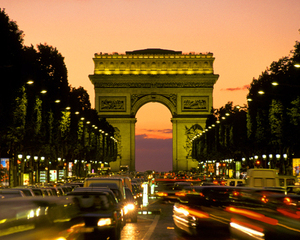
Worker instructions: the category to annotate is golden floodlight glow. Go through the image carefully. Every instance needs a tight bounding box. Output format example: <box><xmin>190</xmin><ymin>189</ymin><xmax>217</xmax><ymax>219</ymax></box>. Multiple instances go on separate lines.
<box><xmin>27</xmin><ymin>80</ymin><xmax>34</xmax><ymax>84</ymax></box>
<box><xmin>258</xmin><ymin>90</ymin><xmax>264</xmax><ymax>95</ymax></box>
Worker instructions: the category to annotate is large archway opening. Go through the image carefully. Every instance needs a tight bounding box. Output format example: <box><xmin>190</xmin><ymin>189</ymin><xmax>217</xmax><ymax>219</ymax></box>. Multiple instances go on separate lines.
<box><xmin>135</xmin><ymin>102</ymin><xmax>172</xmax><ymax>173</ymax></box>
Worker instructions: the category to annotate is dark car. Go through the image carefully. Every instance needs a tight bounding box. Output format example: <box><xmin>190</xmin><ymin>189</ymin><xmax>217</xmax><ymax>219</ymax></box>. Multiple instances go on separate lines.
<box><xmin>132</xmin><ymin>183</ymin><xmax>143</xmax><ymax>205</ymax></box>
<box><xmin>173</xmin><ymin>186</ymin><xmax>300</xmax><ymax>240</ymax></box>
<box><xmin>28</xmin><ymin>187</ymin><xmax>44</xmax><ymax>197</ymax></box>
<box><xmin>12</xmin><ymin>187</ymin><xmax>35</xmax><ymax>196</ymax></box>
<box><xmin>0</xmin><ymin>189</ymin><xmax>26</xmax><ymax>198</ymax></box>
<box><xmin>0</xmin><ymin>196</ymin><xmax>76</xmax><ymax>239</ymax></box>
<box><xmin>66</xmin><ymin>189</ymin><xmax>123</xmax><ymax>240</ymax></box>
<box><xmin>155</xmin><ymin>181</ymin><xmax>193</xmax><ymax>202</ymax></box>
<box><xmin>71</xmin><ymin>186</ymin><xmax>126</xmax><ymax>227</ymax></box>
<box><xmin>124</xmin><ymin>187</ymin><xmax>138</xmax><ymax>223</ymax></box>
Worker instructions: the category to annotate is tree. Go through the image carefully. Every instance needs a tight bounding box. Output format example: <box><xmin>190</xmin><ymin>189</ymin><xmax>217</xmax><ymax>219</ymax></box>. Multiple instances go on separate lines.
<box><xmin>0</xmin><ymin>9</ymin><xmax>26</xmax><ymax>157</ymax></box>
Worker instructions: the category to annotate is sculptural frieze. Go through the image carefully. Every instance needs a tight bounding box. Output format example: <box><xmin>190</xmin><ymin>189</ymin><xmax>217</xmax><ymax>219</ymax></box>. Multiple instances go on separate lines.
<box><xmin>182</xmin><ymin>96</ymin><xmax>209</xmax><ymax>112</ymax></box>
<box><xmin>99</xmin><ymin>96</ymin><xmax>126</xmax><ymax>112</ymax></box>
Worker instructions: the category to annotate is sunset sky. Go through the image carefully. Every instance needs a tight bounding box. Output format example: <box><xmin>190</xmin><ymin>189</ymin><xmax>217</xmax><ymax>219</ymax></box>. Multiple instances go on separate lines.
<box><xmin>2</xmin><ymin>0</ymin><xmax>300</xmax><ymax>172</ymax></box>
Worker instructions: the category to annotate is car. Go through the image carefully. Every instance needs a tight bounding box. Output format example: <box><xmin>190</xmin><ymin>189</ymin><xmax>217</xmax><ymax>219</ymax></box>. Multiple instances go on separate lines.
<box><xmin>0</xmin><ymin>189</ymin><xmax>26</xmax><ymax>198</ymax></box>
<box><xmin>0</xmin><ymin>196</ymin><xmax>76</xmax><ymax>238</ymax></box>
<box><xmin>71</xmin><ymin>187</ymin><xmax>126</xmax><ymax>227</ymax></box>
<box><xmin>131</xmin><ymin>183</ymin><xmax>143</xmax><ymax>205</ymax></box>
<box><xmin>285</xmin><ymin>185</ymin><xmax>300</xmax><ymax>195</ymax></box>
<box><xmin>224</xmin><ymin>178</ymin><xmax>245</xmax><ymax>187</ymax></box>
<box><xmin>124</xmin><ymin>187</ymin><xmax>138</xmax><ymax>223</ymax></box>
<box><xmin>66</xmin><ymin>189</ymin><xmax>123</xmax><ymax>240</ymax></box>
<box><xmin>27</xmin><ymin>187</ymin><xmax>44</xmax><ymax>197</ymax></box>
<box><xmin>12</xmin><ymin>187</ymin><xmax>35</xmax><ymax>196</ymax></box>
<box><xmin>155</xmin><ymin>181</ymin><xmax>193</xmax><ymax>202</ymax></box>
<box><xmin>173</xmin><ymin>186</ymin><xmax>300</xmax><ymax>239</ymax></box>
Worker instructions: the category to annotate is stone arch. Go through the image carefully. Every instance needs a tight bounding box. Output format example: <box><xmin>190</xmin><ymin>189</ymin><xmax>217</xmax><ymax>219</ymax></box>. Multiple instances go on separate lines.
<box><xmin>131</xmin><ymin>94</ymin><xmax>177</xmax><ymax>117</ymax></box>
<box><xmin>89</xmin><ymin>48</ymin><xmax>219</xmax><ymax>172</ymax></box>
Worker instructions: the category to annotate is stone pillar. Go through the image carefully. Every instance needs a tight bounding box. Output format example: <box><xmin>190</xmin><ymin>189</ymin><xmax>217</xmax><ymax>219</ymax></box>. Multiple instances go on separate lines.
<box><xmin>172</xmin><ymin>117</ymin><xmax>206</xmax><ymax>171</ymax></box>
<box><xmin>107</xmin><ymin>118</ymin><xmax>136</xmax><ymax>172</ymax></box>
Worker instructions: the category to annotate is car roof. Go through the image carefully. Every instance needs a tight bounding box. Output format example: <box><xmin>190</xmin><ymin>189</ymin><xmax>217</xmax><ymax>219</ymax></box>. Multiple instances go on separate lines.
<box><xmin>88</xmin><ymin>182</ymin><xmax>119</xmax><ymax>188</ymax></box>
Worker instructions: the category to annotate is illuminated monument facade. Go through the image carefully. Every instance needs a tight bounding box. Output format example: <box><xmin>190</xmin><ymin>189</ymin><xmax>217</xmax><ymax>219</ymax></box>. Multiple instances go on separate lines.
<box><xmin>89</xmin><ymin>48</ymin><xmax>219</xmax><ymax>172</ymax></box>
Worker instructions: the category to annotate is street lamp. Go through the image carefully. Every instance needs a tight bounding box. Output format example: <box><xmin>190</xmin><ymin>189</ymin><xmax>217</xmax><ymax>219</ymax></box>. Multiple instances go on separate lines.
<box><xmin>258</xmin><ymin>90</ymin><xmax>265</xmax><ymax>95</ymax></box>
<box><xmin>27</xmin><ymin>80</ymin><xmax>34</xmax><ymax>85</ymax></box>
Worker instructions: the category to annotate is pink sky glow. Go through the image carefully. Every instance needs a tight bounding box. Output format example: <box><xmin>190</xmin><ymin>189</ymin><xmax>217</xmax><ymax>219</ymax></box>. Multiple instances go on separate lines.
<box><xmin>2</xmin><ymin>0</ymin><xmax>300</xmax><ymax>171</ymax></box>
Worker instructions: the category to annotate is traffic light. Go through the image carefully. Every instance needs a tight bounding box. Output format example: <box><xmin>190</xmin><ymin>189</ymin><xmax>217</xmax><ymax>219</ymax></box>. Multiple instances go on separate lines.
<box><xmin>255</xmin><ymin>160</ymin><xmax>261</xmax><ymax>167</ymax></box>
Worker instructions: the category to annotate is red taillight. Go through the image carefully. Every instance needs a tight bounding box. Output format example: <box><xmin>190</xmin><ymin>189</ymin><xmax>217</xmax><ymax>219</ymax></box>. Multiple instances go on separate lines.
<box><xmin>175</xmin><ymin>192</ymin><xmax>186</xmax><ymax>197</ymax></box>
<box><xmin>283</xmin><ymin>197</ymin><xmax>291</xmax><ymax>204</ymax></box>
<box><xmin>233</xmin><ymin>191</ymin><xmax>240</xmax><ymax>197</ymax></box>
<box><xmin>261</xmin><ymin>195</ymin><xmax>268</xmax><ymax>203</ymax></box>
<box><xmin>156</xmin><ymin>192</ymin><xmax>168</xmax><ymax>197</ymax></box>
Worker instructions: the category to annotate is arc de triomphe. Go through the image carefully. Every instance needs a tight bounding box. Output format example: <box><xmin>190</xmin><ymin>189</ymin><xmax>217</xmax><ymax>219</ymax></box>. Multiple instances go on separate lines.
<box><xmin>89</xmin><ymin>48</ymin><xmax>219</xmax><ymax>172</ymax></box>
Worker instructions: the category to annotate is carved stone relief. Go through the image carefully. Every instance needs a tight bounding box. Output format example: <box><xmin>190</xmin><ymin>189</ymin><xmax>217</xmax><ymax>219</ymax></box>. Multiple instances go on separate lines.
<box><xmin>182</xmin><ymin>96</ymin><xmax>209</xmax><ymax>112</ymax></box>
<box><xmin>99</xmin><ymin>96</ymin><xmax>126</xmax><ymax>112</ymax></box>
<box><xmin>184</xmin><ymin>124</ymin><xmax>204</xmax><ymax>158</ymax></box>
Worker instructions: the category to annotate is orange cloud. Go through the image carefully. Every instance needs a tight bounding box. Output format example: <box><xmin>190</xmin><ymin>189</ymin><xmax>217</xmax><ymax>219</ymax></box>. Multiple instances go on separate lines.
<box><xmin>136</xmin><ymin>128</ymin><xmax>172</xmax><ymax>139</ymax></box>
<box><xmin>221</xmin><ymin>84</ymin><xmax>250</xmax><ymax>91</ymax></box>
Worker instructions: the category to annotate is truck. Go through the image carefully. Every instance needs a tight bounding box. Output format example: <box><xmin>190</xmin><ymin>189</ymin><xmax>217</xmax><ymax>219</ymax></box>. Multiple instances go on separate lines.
<box><xmin>83</xmin><ymin>177</ymin><xmax>127</xmax><ymax>200</ymax></box>
<box><xmin>245</xmin><ymin>168</ymin><xmax>296</xmax><ymax>189</ymax></box>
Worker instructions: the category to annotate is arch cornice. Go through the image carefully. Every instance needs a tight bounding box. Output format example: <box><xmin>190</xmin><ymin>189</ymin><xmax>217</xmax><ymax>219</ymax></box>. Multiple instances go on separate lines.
<box><xmin>131</xmin><ymin>94</ymin><xmax>177</xmax><ymax>116</ymax></box>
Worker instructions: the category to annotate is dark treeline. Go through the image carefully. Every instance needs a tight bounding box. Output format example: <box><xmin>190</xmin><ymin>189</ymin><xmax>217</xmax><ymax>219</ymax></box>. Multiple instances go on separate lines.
<box><xmin>192</xmin><ymin>40</ymin><xmax>300</xmax><ymax>175</ymax></box>
<box><xmin>0</xmin><ymin>9</ymin><xmax>117</xmax><ymax>185</ymax></box>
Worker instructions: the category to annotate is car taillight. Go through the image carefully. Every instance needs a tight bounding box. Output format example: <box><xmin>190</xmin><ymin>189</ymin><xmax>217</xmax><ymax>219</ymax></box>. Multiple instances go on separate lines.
<box><xmin>283</xmin><ymin>197</ymin><xmax>291</xmax><ymax>204</ymax></box>
<box><xmin>261</xmin><ymin>195</ymin><xmax>268</xmax><ymax>203</ymax></box>
<box><xmin>233</xmin><ymin>191</ymin><xmax>240</xmax><ymax>197</ymax></box>
<box><xmin>175</xmin><ymin>192</ymin><xmax>186</xmax><ymax>197</ymax></box>
<box><xmin>156</xmin><ymin>192</ymin><xmax>168</xmax><ymax>197</ymax></box>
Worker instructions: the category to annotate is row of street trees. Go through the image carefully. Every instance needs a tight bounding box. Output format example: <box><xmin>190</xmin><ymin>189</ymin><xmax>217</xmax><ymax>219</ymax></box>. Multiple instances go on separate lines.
<box><xmin>192</xmin><ymin>40</ymin><xmax>300</xmax><ymax>175</ymax></box>
<box><xmin>0</xmin><ymin>9</ymin><xmax>117</xmax><ymax>186</ymax></box>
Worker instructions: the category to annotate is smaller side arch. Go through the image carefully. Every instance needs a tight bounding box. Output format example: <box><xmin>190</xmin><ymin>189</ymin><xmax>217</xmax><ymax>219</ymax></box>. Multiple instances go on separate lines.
<box><xmin>131</xmin><ymin>94</ymin><xmax>177</xmax><ymax>117</ymax></box>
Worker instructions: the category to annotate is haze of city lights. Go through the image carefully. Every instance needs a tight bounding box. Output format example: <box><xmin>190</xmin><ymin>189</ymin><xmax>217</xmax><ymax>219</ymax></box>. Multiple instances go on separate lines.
<box><xmin>2</xmin><ymin>0</ymin><xmax>300</xmax><ymax>171</ymax></box>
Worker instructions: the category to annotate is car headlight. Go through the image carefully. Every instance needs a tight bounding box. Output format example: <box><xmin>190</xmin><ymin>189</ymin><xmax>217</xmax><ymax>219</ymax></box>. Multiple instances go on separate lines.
<box><xmin>126</xmin><ymin>203</ymin><xmax>135</xmax><ymax>211</ymax></box>
<box><xmin>97</xmin><ymin>218</ymin><xmax>112</xmax><ymax>226</ymax></box>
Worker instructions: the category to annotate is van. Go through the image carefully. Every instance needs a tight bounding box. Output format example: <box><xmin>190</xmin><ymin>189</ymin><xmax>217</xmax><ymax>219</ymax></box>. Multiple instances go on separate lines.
<box><xmin>84</xmin><ymin>177</ymin><xmax>126</xmax><ymax>200</ymax></box>
<box><xmin>245</xmin><ymin>168</ymin><xmax>296</xmax><ymax>189</ymax></box>
<box><xmin>113</xmin><ymin>175</ymin><xmax>132</xmax><ymax>192</ymax></box>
